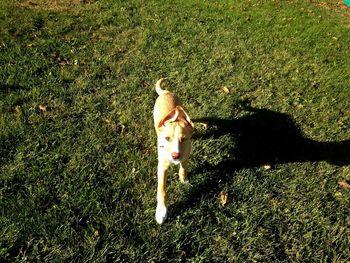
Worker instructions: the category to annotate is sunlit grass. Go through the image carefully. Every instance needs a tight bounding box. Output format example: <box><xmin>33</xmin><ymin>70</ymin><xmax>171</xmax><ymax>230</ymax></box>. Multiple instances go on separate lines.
<box><xmin>1</xmin><ymin>0</ymin><xmax>349</xmax><ymax>261</ymax></box>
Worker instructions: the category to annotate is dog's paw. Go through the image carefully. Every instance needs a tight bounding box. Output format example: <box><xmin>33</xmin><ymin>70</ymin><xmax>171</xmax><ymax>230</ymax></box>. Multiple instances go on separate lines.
<box><xmin>179</xmin><ymin>168</ymin><xmax>188</xmax><ymax>184</ymax></box>
<box><xmin>180</xmin><ymin>178</ymin><xmax>189</xmax><ymax>184</ymax></box>
<box><xmin>155</xmin><ymin>205</ymin><xmax>167</xmax><ymax>224</ymax></box>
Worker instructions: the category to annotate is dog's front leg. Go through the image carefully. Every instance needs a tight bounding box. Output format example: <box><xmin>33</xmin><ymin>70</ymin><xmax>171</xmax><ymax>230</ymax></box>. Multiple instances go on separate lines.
<box><xmin>156</xmin><ymin>160</ymin><xmax>170</xmax><ymax>224</ymax></box>
<box><xmin>179</xmin><ymin>160</ymin><xmax>189</xmax><ymax>184</ymax></box>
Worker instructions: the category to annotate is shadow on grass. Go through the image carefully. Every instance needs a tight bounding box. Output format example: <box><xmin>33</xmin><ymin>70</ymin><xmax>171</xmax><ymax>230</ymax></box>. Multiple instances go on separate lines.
<box><xmin>0</xmin><ymin>84</ymin><xmax>27</xmax><ymax>93</ymax></box>
<box><xmin>171</xmin><ymin>106</ymin><xmax>350</xmax><ymax>217</ymax></box>
<box><xmin>195</xmin><ymin>106</ymin><xmax>350</xmax><ymax>167</ymax></box>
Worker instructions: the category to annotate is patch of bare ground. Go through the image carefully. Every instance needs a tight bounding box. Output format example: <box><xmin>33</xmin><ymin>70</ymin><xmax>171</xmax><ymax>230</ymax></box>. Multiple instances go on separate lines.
<box><xmin>309</xmin><ymin>0</ymin><xmax>350</xmax><ymax>27</ymax></box>
<box><xmin>19</xmin><ymin>0</ymin><xmax>97</xmax><ymax>13</ymax></box>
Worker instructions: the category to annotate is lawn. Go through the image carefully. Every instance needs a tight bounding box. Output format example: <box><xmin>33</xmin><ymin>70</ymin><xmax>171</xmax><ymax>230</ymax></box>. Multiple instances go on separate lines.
<box><xmin>1</xmin><ymin>0</ymin><xmax>350</xmax><ymax>262</ymax></box>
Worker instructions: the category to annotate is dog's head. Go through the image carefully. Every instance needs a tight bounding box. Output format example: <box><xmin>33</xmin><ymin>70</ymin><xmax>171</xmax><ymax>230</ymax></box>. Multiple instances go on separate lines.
<box><xmin>157</xmin><ymin>106</ymin><xmax>194</xmax><ymax>164</ymax></box>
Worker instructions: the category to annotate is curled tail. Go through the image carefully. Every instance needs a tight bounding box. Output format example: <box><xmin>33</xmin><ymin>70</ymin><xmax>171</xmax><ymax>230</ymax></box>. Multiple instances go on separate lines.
<box><xmin>155</xmin><ymin>78</ymin><xmax>168</xmax><ymax>95</ymax></box>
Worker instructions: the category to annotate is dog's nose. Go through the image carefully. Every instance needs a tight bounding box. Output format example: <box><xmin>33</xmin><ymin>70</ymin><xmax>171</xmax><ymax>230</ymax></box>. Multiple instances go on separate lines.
<box><xmin>171</xmin><ymin>152</ymin><xmax>180</xmax><ymax>160</ymax></box>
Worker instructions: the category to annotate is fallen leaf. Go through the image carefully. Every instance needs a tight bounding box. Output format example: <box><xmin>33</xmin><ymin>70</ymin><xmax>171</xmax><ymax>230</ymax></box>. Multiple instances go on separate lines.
<box><xmin>334</xmin><ymin>192</ymin><xmax>342</xmax><ymax>198</ymax></box>
<box><xmin>38</xmin><ymin>104</ymin><xmax>51</xmax><ymax>113</ymax></box>
<box><xmin>338</xmin><ymin>180</ymin><xmax>350</xmax><ymax>190</ymax></box>
<box><xmin>38</xmin><ymin>104</ymin><xmax>48</xmax><ymax>112</ymax></box>
<box><xmin>219</xmin><ymin>191</ymin><xmax>228</xmax><ymax>207</ymax></box>
<box><xmin>27</xmin><ymin>0</ymin><xmax>38</xmax><ymax>6</ymax></box>
<box><xmin>222</xmin><ymin>86</ymin><xmax>230</xmax><ymax>93</ymax></box>
<box><xmin>222</xmin><ymin>86</ymin><xmax>230</xmax><ymax>94</ymax></box>
<box><xmin>196</xmin><ymin>122</ymin><xmax>208</xmax><ymax>130</ymax></box>
<box><xmin>337</xmin><ymin>120</ymin><xmax>344</xmax><ymax>126</ymax></box>
<box><xmin>58</xmin><ymin>58</ymin><xmax>70</xmax><ymax>65</ymax></box>
<box><xmin>261</xmin><ymin>163</ymin><xmax>272</xmax><ymax>170</ymax></box>
<box><xmin>15</xmin><ymin>106</ymin><xmax>22</xmax><ymax>114</ymax></box>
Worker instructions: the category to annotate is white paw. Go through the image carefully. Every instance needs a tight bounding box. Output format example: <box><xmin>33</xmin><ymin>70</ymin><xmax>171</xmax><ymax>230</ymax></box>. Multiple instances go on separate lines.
<box><xmin>180</xmin><ymin>178</ymin><xmax>189</xmax><ymax>184</ymax></box>
<box><xmin>155</xmin><ymin>205</ymin><xmax>167</xmax><ymax>224</ymax></box>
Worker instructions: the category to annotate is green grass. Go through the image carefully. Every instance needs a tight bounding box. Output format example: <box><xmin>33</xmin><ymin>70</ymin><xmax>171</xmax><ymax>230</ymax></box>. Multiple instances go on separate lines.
<box><xmin>1</xmin><ymin>0</ymin><xmax>350</xmax><ymax>261</ymax></box>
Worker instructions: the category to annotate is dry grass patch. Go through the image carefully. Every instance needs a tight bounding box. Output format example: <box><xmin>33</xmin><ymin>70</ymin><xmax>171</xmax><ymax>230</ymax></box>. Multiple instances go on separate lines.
<box><xmin>19</xmin><ymin>0</ymin><xmax>97</xmax><ymax>13</ymax></box>
<box><xmin>310</xmin><ymin>0</ymin><xmax>350</xmax><ymax>27</ymax></box>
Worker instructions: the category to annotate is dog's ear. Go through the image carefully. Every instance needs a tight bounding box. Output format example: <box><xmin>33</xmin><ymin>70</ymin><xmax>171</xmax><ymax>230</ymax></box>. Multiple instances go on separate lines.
<box><xmin>158</xmin><ymin>106</ymin><xmax>194</xmax><ymax>129</ymax></box>
<box><xmin>158</xmin><ymin>108</ymin><xmax>180</xmax><ymax>128</ymax></box>
<box><xmin>176</xmin><ymin>106</ymin><xmax>194</xmax><ymax>129</ymax></box>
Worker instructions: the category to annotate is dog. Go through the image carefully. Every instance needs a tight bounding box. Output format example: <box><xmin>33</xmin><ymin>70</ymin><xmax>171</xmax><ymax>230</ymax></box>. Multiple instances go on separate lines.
<box><xmin>153</xmin><ymin>78</ymin><xmax>194</xmax><ymax>224</ymax></box>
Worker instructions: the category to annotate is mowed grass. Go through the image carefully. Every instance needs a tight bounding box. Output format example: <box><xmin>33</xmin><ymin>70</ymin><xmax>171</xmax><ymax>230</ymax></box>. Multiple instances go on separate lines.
<box><xmin>1</xmin><ymin>0</ymin><xmax>350</xmax><ymax>261</ymax></box>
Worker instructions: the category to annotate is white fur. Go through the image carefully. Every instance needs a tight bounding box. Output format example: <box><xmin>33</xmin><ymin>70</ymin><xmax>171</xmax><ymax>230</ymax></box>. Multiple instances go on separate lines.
<box><xmin>155</xmin><ymin>204</ymin><xmax>167</xmax><ymax>224</ymax></box>
<box><xmin>153</xmin><ymin>79</ymin><xmax>193</xmax><ymax>224</ymax></box>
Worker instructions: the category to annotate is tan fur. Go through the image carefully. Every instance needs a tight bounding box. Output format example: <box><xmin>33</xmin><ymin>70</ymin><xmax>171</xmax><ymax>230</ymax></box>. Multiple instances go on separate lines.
<box><xmin>153</xmin><ymin>78</ymin><xmax>194</xmax><ymax>224</ymax></box>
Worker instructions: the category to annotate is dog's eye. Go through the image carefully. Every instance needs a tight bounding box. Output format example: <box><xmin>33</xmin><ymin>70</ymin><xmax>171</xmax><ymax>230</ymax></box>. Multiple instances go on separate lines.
<box><xmin>165</xmin><ymin>136</ymin><xmax>170</xmax><ymax>141</ymax></box>
<box><xmin>180</xmin><ymin>137</ymin><xmax>187</xmax><ymax>143</ymax></box>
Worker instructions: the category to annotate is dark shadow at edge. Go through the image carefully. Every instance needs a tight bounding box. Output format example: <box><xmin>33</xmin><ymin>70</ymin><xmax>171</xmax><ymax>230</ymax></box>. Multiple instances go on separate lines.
<box><xmin>170</xmin><ymin>106</ymin><xmax>350</xmax><ymax>218</ymax></box>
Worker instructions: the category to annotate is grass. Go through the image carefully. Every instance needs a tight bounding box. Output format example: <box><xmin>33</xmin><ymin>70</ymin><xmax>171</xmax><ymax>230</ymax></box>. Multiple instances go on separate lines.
<box><xmin>1</xmin><ymin>0</ymin><xmax>350</xmax><ymax>261</ymax></box>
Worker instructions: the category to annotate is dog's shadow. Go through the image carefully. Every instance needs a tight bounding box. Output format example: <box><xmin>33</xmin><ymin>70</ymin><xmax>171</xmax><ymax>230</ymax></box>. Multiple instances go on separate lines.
<box><xmin>171</xmin><ymin>106</ymin><xmax>350</xmax><ymax>217</ymax></box>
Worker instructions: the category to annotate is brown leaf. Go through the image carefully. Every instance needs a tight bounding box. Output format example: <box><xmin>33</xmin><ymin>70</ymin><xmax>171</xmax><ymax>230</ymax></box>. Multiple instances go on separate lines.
<box><xmin>38</xmin><ymin>104</ymin><xmax>48</xmax><ymax>112</ymax></box>
<box><xmin>338</xmin><ymin>180</ymin><xmax>350</xmax><ymax>190</ymax></box>
<box><xmin>27</xmin><ymin>0</ymin><xmax>38</xmax><ymax>6</ymax></box>
<box><xmin>219</xmin><ymin>191</ymin><xmax>228</xmax><ymax>207</ymax></box>
<box><xmin>221</xmin><ymin>86</ymin><xmax>230</xmax><ymax>94</ymax></box>
<box><xmin>15</xmin><ymin>106</ymin><xmax>22</xmax><ymax>114</ymax></box>
<box><xmin>38</xmin><ymin>104</ymin><xmax>51</xmax><ymax>113</ymax></box>
<box><xmin>261</xmin><ymin>163</ymin><xmax>272</xmax><ymax>170</ymax></box>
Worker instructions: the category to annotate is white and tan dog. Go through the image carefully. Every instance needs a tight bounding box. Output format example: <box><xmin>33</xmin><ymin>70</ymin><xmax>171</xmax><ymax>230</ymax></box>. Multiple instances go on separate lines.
<box><xmin>153</xmin><ymin>78</ymin><xmax>194</xmax><ymax>224</ymax></box>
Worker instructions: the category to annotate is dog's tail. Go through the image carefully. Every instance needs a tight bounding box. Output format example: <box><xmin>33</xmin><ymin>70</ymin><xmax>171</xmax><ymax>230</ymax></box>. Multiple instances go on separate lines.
<box><xmin>155</xmin><ymin>78</ymin><xmax>168</xmax><ymax>95</ymax></box>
